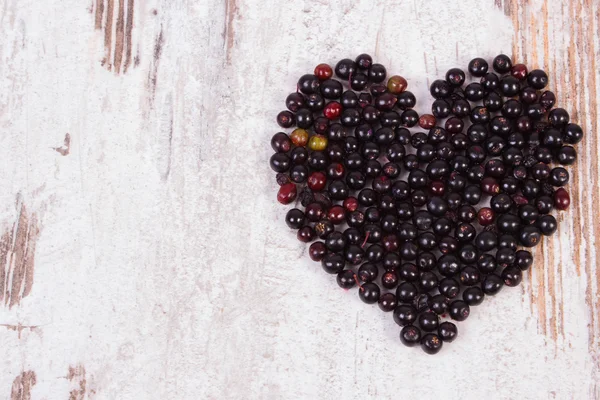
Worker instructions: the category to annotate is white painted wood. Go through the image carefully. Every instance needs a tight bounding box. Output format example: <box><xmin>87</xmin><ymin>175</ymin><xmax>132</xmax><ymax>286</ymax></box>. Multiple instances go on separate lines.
<box><xmin>0</xmin><ymin>0</ymin><xmax>598</xmax><ymax>399</ymax></box>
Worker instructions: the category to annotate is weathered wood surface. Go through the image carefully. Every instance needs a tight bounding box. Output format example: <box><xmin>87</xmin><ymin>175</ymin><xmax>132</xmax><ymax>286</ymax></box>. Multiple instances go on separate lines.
<box><xmin>0</xmin><ymin>0</ymin><xmax>598</xmax><ymax>398</ymax></box>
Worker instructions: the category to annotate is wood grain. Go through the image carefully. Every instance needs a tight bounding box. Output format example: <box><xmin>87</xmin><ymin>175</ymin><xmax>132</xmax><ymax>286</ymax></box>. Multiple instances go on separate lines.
<box><xmin>498</xmin><ymin>0</ymin><xmax>600</xmax><ymax>368</ymax></box>
<box><xmin>0</xmin><ymin>0</ymin><xmax>598</xmax><ymax>398</ymax></box>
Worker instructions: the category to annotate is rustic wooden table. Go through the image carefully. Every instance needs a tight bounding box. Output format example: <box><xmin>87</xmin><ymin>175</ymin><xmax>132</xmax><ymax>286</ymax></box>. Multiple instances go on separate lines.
<box><xmin>0</xmin><ymin>0</ymin><xmax>598</xmax><ymax>399</ymax></box>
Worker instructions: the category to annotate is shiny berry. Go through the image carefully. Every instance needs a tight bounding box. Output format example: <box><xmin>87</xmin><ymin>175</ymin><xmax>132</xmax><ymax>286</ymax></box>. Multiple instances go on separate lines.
<box><xmin>418</xmin><ymin>311</ymin><xmax>440</xmax><ymax>332</ymax></box>
<box><xmin>298</xmin><ymin>74</ymin><xmax>320</xmax><ymax>95</ymax></box>
<box><xmin>502</xmin><ymin>266</ymin><xmax>523</xmax><ymax>287</ymax></box>
<box><xmin>324</xmin><ymin>101</ymin><xmax>342</xmax><ymax>120</ymax></box>
<box><xmin>277</xmin><ymin>182</ymin><xmax>297</xmax><ymax>204</ymax></box>
<box><xmin>321</xmin><ymin>253</ymin><xmax>345</xmax><ymax>274</ymax></box>
<box><xmin>421</xmin><ymin>333</ymin><xmax>443</xmax><ymax>354</ymax></box>
<box><xmin>290</xmin><ymin>128</ymin><xmax>309</xmax><ymax>147</ymax></box>
<box><xmin>482</xmin><ymin>274</ymin><xmax>504</xmax><ymax>295</ymax></box>
<box><xmin>400</xmin><ymin>325</ymin><xmax>422</xmax><ymax>347</ymax></box>
<box><xmin>493</xmin><ymin>54</ymin><xmax>512</xmax><ymax>73</ymax></box>
<box><xmin>511</xmin><ymin>63</ymin><xmax>528</xmax><ymax>80</ymax></box>
<box><xmin>388</xmin><ymin>75</ymin><xmax>408</xmax><ymax>94</ymax></box>
<box><xmin>463</xmin><ymin>286</ymin><xmax>485</xmax><ymax>306</ymax></box>
<box><xmin>307</xmin><ymin>172</ymin><xmax>327</xmax><ymax>191</ymax></box>
<box><xmin>449</xmin><ymin>300</ymin><xmax>470</xmax><ymax>321</ymax></box>
<box><xmin>308</xmin><ymin>241</ymin><xmax>326</xmax><ymax>262</ymax></box>
<box><xmin>528</xmin><ymin>69</ymin><xmax>549</xmax><ymax>89</ymax></box>
<box><xmin>359</xmin><ymin>282</ymin><xmax>380</xmax><ymax>304</ymax></box>
<box><xmin>468</xmin><ymin>57</ymin><xmax>488</xmax><ymax>77</ymax></box>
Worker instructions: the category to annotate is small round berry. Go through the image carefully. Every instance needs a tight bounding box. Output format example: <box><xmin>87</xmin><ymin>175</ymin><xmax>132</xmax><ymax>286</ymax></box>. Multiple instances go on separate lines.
<box><xmin>528</xmin><ymin>69</ymin><xmax>549</xmax><ymax>89</ymax></box>
<box><xmin>537</xmin><ymin>214</ymin><xmax>558</xmax><ymax>236</ymax></box>
<box><xmin>515</xmin><ymin>250</ymin><xmax>533</xmax><ymax>271</ymax></box>
<box><xmin>359</xmin><ymin>282</ymin><xmax>381</xmax><ymax>304</ymax></box>
<box><xmin>314</xmin><ymin>63</ymin><xmax>333</xmax><ymax>81</ymax></box>
<box><xmin>324</xmin><ymin>101</ymin><xmax>342</xmax><ymax>120</ymax></box>
<box><xmin>500</xmin><ymin>75</ymin><xmax>520</xmax><ymax>96</ymax></box>
<box><xmin>308</xmin><ymin>134</ymin><xmax>328</xmax><ymax>151</ymax></box>
<box><xmin>418</xmin><ymin>114</ymin><xmax>436</xmax><ymax>129</ymax></box>
<box><xmin>290</xmin><ymin>128</ymin><xmax>309</xmax><ymax>147</ymax></box>
<box><xmin>387</xmin><ymin>75</ymin><xmax>408</xmax><ymax>94</ymax></box>
<box><xmin>539</xmin><ymin>90</ymin><xmax>556</xmax><ymax>110</ymax></box>
<box><xmin>307</xmin><ymin>172</ymin><xmax>327</xmax><ymax>191</ymax></box>
<box><xmin>482</xmin><ymin>274</ymin><xmax>504</xmax><ymax>295</ymax></box>
<box><xmin>564</xmin><ymin>123</ymin><xmax>584</xmax><ymax>144</ymax></box>
<box><xmin>438</xmin><ymin>321</ymin><xmax>458</xmax><ymax>342</ymax></box>
<box><xmin>468</xmin><ymin>57</ymin><xmax>489</xmax><ymax>77</ymax></box>
<box><xmin>357</xmin><ymin>262</ymin><xmax>378</xmax><ymax>283</ymax></box>
<box><xmin>400</xmin><ymin>325</ymin><xmax>422</xmax><ymax>347</ymax></box>
<box><xmin>355</xmin><ymin>53</ymin><xmax>373</xmax><ymax>69</ymax></box>
<box><xmin>277</xmin><ymin>182</ymin><xmax>297</xmax><ymax>204</ymax></box>
<box><xmin>336</xmin><ymin>270</ymin><xmax>356</xmax><ymax>289</ymax></box>
<box><xmin>421</xmin><ymin>333</ymin><xmax>443</xmax><ymax>355</ymax></box>
<box><xmin>271</xmin><ymin>132</ymin><xmax>292</xmax><ymax>153</ymax></box>
<box><xmin>382</xmin><ymin>270</ymin><xmax>399</xmax><ymax>289</ymax></box>
<box><xmin>308</xmin><ymin>241</ymin><xmax>326</xmax><ymax>262</ymax></box>
<box><xmin>463</xmin><ymin>286</ymin><xmax>485</xmax><ymax>306</ymax></box>
<box><xmin>501</xmin><ymin>266</ymin><xmax>523</xmax><ymax>287</ymax></box>
<box><xmin>378</xmin><ymin>293</ymin><xmax>397</xmax><ymax>312</ymax></box>
<box><xmin>297</xmin><ymin>226</ymin><xmax>315</xmax><ymax>242</ymax></box>
<box><xmin>439</xmin><ymin>277</ymin><xmax>460</xmax><ymax>299</ymax></box>
<box><xmin>286</xmin><ymin>92</ymin><xmax>306</xmax><ymax>112</ymax></box>
<box><xmin>548</xmin><ymin>167</ymin><xmax>569</xmax><ymax>187</ymax></box>
<box><xmin>350</xmin><ymin>73</ymin><xmax>369</xmax><ymax>91</ymax></box>
<box><xmin>393</xmin><ymin>304</ymin><xmax>418</xmax><ymax>326</ymax></box>
<box><xmin>298</xmin><ymin>74</ymin><xmax>321</xmax><ymax>95</ymax></box>
<box><xmin>285</xmin><ymin>208</ymin><xmax>305</xmax><ymax>230</ymax></box>
<box><xmin>368</xmin><ymin>63</ymin><xmax>387</xmax><ymax>83</ymax></box>
<box><xmin>430</xmin><ymin>79</ymin><xmax>452</xmax><ymax>99</ymax></box>
<box><xmin>557</xmin><ymin>146</ymin><xmax>577</xmax><ymax>165</ymax></box>
<box><xmin>446</xmin><ymin>68</ymin><xmax>466</xmax><ymax>86</ymax></box>
<box><xmin>465</xmin><ymin>82</ymin><xmax>485</xmax><ymax>101</ymax></box>
<box><xmin>492</xmin><ymin>54</ymin><xmax>512</xmax><ymax>73</ymax></box>
<box><xmin>449</xmin><ymin>300</ymin><xmax>470</xmax><ymax>321</ymax></box>
<box><xmin>418</xmin><ymin>311</ymin><xmax>440</xmax><ymax>332</ymax></box>
<box><xmin>511</xmin><ymin>63</ymin><xmax>528</xmax><ymax>80</ymax></box>
<box><xmin>277</xmin><ymin>110</ymin><xmax>295</xmax><ymax>128</ymax></box>
<box><xmin>519</xmin><ymin>226</ymin><xmax>542</xmax><ymax>247</ymax></box>
<box><xmin>334</xmin><ymin>59</ymin><xmax>357</xmax><ymax>80</ymax></box>
<box><xmin>321</xmin><ymin>253</ymin><xmax>345</xmax><ymax>274</ymax></box>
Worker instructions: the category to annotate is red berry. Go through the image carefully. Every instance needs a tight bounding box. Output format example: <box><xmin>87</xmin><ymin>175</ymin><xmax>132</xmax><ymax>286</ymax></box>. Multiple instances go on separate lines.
<box><xmin>314</xmin><ymin>63</ymin><xmax>333</xmax><ymax>81</ymax></box>
<box><xmin>554</xmin><ymin>188</ymin><xmax>570</xmax><ymax>210</ymax></box>
<box><xmin>297</xmin><ymin>226</ymin><xmax>315</xmax><ymax>242</ymax></box>
<box><xmin>327</xmin><ymin>205</ymin><xmax>345</xmax><ymax>224</ymax></box>
<box><xmin>430</xmin><ymin>180</ymin><xmax>446</xmax><ymax>196</ymax></box>
<box><xmin>305</xmin><ymin>203</ymin><xmax>325</xmax><ymax>222</ymax></box>
<box><xmin>511</xmin><ymin>63</ymin><xmax>528</xmax><ymax>80</ymax></box>
<box><xmin>418</xmin><ymin>114</ymin><xmax>436</xmax><ymax>129</ymax></box>
<box><xmin>477</xmin><ymin>207</ymin><xmax>495</xmax><ymax>226</ymax></box>
<box><xmin>307</xmin><ymin>172</ymin><xmax>327</xmax><ymax>191</ymax></box>
<box><xmin>343</xmin><ymin>197</ymin><xmax>358</xmax><ymax>212</ymax></box>
<box><xmin>324</xmin><ymin>101</ymin><xmax>342</xmax><ymax>120</ymax></box>
<box><xmin>309</xmin><ymin>242</ymin><xmax>327</xmax><ymax>261</ymax></box>
<box><xmin>277</xmin><ymin>182</ymin><xmax>297</xmax><ymax>204</ymax></box>
<box><xmin>481</xmin><ymin>177</ymin><xmax>499</xmax><ymax>194</ymax></box>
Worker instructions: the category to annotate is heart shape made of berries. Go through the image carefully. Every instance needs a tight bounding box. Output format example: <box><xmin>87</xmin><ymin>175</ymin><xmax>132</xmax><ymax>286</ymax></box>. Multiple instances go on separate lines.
<box><xmin>270</xmin><ymin>54</ymin><xmax>579</xmax><ymax>355</ymax></box>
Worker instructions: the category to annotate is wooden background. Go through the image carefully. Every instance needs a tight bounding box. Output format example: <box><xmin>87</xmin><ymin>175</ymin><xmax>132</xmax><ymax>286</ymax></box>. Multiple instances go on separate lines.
<box><xmin>0</xmin><ymin>0</ymin><xmax>598</xmax><ymax>399</ymax></box>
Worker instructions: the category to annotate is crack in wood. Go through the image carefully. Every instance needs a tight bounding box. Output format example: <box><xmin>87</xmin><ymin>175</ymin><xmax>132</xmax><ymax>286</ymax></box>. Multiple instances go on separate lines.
<box><xmin>10</xmin><ymin>371</ymin><xmax>36</xmax><ymax>400</ymax></box>
<box><xmin>0</xmin><ymin>200</ymin><xmax>40</xmax><ymax>309</ymax></box>
<box><xmin>95</xmin><ymin>0</ymin><xmax>136</xmax><ymax>74</ymax></box>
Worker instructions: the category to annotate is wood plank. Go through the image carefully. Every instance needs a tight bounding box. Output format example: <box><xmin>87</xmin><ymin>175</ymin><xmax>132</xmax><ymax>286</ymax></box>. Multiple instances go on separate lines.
<box><xmin>0</xmin><ymin>0</ymin><xmax>598</xmax><ymax>398</ymax></box>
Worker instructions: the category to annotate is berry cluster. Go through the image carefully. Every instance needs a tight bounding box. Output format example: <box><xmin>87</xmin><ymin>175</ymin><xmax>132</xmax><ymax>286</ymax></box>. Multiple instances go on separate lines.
<box><xmin>270</xmin><ymin>53</ymin><xmax>581</xmax><ymax>354</ymax></box>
